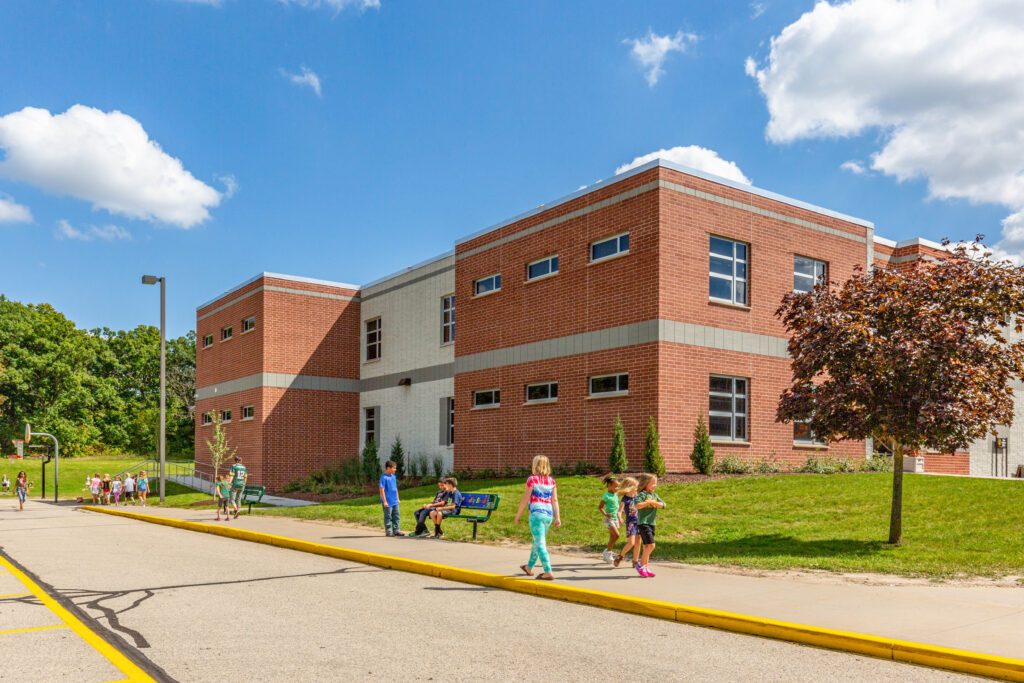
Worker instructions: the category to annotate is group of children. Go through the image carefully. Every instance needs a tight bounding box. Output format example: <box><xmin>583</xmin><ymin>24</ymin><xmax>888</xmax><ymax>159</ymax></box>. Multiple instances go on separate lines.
<box><xmin>378</xmin><ymin>459</ymin><xmax>464</xmax><ymax>538</ymax></box>
<box><xmin>599</xmin><ymin>472</ymin><xmax>666</xmax><ymax>578</ymax></box>
<box><xmin>86</xmin><ymin>471</ymin><xmax>148</xmax><ymax>506</ymax></box>
<box><xmin>212</xmin><ymin>455</ymin><xmax>248</xmax><ymax>521</ymax></box>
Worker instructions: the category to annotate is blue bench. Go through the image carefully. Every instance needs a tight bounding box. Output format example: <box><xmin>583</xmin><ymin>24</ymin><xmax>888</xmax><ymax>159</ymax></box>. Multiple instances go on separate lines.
<box><xmin>447</xmin><ymin>492</ymin><xmax>500</xmax><ymax>540</ymax></box>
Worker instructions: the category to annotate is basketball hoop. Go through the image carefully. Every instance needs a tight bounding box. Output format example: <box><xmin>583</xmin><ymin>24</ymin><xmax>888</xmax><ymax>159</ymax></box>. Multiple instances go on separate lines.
<box><xmin>11</xmin><ymin>439</ymin><xmax>24</xmax><ymax>458</ymax></box>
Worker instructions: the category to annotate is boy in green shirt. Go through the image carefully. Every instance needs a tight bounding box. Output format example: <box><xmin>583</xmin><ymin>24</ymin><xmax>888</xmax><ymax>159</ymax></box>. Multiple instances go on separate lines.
<box><xmin>634</xmin><ymin>473</ymin><xmax>666</xmax><ymax>578</ymax></box>
<box><xmin>215</xmin><ymin>474</ymin><xmax>231</xmax><ymax>521</ymax></box>
<box><xmin>228</xmin><ymin>455</ymin><xmax>248</xmax><ymax>519</ymax></box>
<box><xmin>598</xmin><ymin>474</ymin><xmax>622</xmax><ymax>562</ymax></box>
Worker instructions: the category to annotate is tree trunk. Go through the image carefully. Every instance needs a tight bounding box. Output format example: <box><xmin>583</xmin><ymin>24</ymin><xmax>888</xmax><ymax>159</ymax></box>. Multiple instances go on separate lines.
<box><xmin>888</xmin><ymin>445</ymin><xmax>904</xmax><ymax>545</ymax></box>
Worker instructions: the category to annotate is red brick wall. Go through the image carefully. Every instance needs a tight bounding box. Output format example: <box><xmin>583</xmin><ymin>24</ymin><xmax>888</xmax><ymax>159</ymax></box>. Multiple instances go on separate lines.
<box><xmin>195</xmin><ymin>387</ymin><xmax>263</xmax><ymax>481</ymax></box>
<box><xmin>196</xmin><ymin>282</ymin><xmax>265</xmax><ymax>387</ymax></box>
<box><xmin>921</xmin><ymin>451</ymin><xmax>970</xmax><ymax>475</ymax></box>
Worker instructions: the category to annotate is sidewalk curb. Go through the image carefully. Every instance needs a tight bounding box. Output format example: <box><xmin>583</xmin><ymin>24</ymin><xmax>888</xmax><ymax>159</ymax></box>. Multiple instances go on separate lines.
<box><xmin>83</xmin><ymin>506</ymin><xmax>1024</xmax><ymax>681</ymax></box>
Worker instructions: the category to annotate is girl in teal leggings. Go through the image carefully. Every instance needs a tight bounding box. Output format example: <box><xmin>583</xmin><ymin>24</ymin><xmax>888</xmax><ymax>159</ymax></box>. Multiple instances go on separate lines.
<box><xmin>514</xmin><ymin>455</ymin><xmax>561</xmax><ymax>580</ymax></box>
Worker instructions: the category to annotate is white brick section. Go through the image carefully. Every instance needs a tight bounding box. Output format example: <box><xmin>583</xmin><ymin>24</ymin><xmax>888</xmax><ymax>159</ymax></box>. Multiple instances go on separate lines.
<box><xmin>360</xmin><ymin>379</ymin><xmax>455</xmax><ymax>474</ymax></box>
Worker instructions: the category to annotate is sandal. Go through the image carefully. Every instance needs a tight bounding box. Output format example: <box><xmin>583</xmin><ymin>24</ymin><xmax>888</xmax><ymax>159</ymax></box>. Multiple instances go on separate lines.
<box><xmin>520</xmin><ymin>564</ymin><xmax>533</xmax><ymax>576</ymax></box>
<box><xmin>613</xmin><ymin>555</ymin><xmax>622</xmax><ymax>567</ymax></box>
<box><xmin>536</xmin><ymin>572</ymin><xmax>554</xmax><ymax>580</ymax></box>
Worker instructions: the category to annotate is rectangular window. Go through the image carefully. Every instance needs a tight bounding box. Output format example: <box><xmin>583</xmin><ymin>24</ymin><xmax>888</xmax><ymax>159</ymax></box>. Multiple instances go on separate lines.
<box><xmin>441</xmin><ymin>295</ymin><xmax>455</xmax><ymax>344</ymax></box>
<box><xmin>242</xmin><ymin>316</ymin><xmax>256</xmax><ymax>333</ymax></box>
<box><xmin>794</xmin><ymin>256</ymin><xmax>827</xmax><ymax>294</ymax></box>
<box><xmin>474</xmin><ymin>274</ymin><xmax>501</xmax><ymax>296</ymax></box>
<box><xmin>202</xmin><ymin>412</ymin><xmax>212</xmax><ymax>426</ymax></box>
<box><xmin>203</xmin><ymin>334</ymin><xmax>213</xmax><ymax>348</ymax></box>
<box><xmin>709</xmin><ymin>375</ymin><xmax>747</xmax><ymax>441</ymax></box>
<box><xmin>473</xmin><ymin>389</ymin><xmax>500</xmax><ymax>408</ymax></box>
<box><xmin>366</xmin><ymin>318</ymin><xmax>381</xmax><ymax>361</ymax></box>
<box><xmin>527</xmin><ymin>255</ymin><xmax>559</xmax><ymax>281</ymax></box>
<box><xmin>241</xmin><ymin>405</ymin><xmax>255</xmax><ymax>421</ymax></box>
<box><xmin>590</xmin><ymin>232</ymin><xmax>629</xmax><ymax>262</ymax></box>
<box><xmin>793</xmin><ymin>420</ymin><xmax>825</xmax><ymax>445</ymax></box>
<box><xmin>709</xmin><ymin>236</ymin><xmax>748</xmax><ymax>306</ymax></box>
<box><xmin>447</xmin><ymin>397</ymin><xmax>455</xmax><ymax>445</ymax></box>
<box><xmin>221</xmin><ymin>409</ymin><xmax>232</xmax><ymax>423</ymax></box>
<box><xmin>221</xmin><ymin>325</ymin><xmax>233</xmax><ymax>341</ymax></box>
<box><xmin>589</xmin><ymin>373</ymin><xmax>628</xmax><ymax>396</ymax></box>
<box><xmin>365</xmin><ymin>407</ymin><xmax>377</xmax><ymax>446</ymax></box>
<box><xmin>525</xmin><ymin>382</ymin><xmax>558</xmax><ymax>403</ymax></box>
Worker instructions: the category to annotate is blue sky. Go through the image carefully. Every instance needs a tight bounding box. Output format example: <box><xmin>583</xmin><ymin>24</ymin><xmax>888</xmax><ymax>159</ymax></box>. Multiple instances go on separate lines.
<box><xmin>1</xmin><ymin>0</ymin><xmax>1020</xmax><ymax>336</ymax></box>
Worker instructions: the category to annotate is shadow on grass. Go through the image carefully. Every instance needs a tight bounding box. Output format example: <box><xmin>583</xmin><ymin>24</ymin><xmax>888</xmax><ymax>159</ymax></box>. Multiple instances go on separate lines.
<box><xmin>593</xmin><ymin>535</ymin><xmax>890</xmax><ymax>562</ymax></box>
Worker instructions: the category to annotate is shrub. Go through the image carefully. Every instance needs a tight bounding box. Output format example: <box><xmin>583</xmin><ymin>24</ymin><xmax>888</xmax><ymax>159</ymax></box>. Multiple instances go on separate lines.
<box><xmin>861</xmin><ymin>455</ymin><xmax>894</xmax><ymax>472</ymax></box>
<box><xmin>713</xmin><ymin>454</ymin><xmax>751</xmax><ymax>474</ymax></box>
<box><xmin>797</xmin><ymin>456</ymin><xmax>853</xmax><ymax>474</ymax></box>
<box><xmin>503</xmin><ymin>465</ymin><xmax>516</xmax><ymax>479</ymax></box>
<box><xmin>410</xmin><ymin>457</ymin><xmax>423</xmax><ymax>479</ymax></box>
<box><xmin>480</xmin><ymin>468</ymin><xmax>497</xmax><ymax>480</ymax></box>
<box><xmin>754</xmin><ymin>453</ymin><xmax>783</xmax><ymax>474</ymax></box>
<box><xmin>690</xmin><ymin>416</ymin><xmax>715</xmax><ymax>475</ymax></box>
<box><xmin>390</xmin><ymin>436</ymin><xmax>406</xmax><ymax>478</ymax></box>
<box><xmin>835</xmin><ymin>458</ymin><xmax>856</xmax><ymax>473</ymax></box>
<box><xmin>642</xmin><ymin>416</ymin><xmax>666</xmax><ymax>477</ymax></box>
<box><xmin>609</xmin><ymin>416</ymin><xmax>628</xmax><ymax>473</ymax></box>
<box><xmin>361</xmin><ymin>439</ymin><xmax>381</xmax><ymax>482</ymax></box>
<box><xmin>432</xmin><ymin>456</ymin><xmax>444</xmax><ymax>479</ymax></box>
<box><xmin>573</xmin><ymin>460</ymin><xmax>598</xmax><ymax>476</ymax></box>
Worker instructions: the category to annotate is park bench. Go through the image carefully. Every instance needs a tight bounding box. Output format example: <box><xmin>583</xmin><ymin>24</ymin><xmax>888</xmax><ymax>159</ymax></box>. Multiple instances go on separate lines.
<box><xmin>447</xmin><ymin>492</ymin><xmax>500</xmax><ymax>539</ymax></box>
<box><xmin>242</xmin><ymin>484</ymin><xmax>266</xmax><ymax>513</ymax></box>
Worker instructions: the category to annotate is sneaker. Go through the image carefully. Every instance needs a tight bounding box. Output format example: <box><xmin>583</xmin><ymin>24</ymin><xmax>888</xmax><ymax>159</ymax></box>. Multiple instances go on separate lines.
<box><xmin>385</xmin><ymin>532</ymin><xmax>393</xmax><ymax>537</ymax></box>
<box><xmin>602</xmin><ymin>550</ymin><xmax>614</xmax><ymax>563</ymax></box>
<box><xmin>635</xmin><ymin>564</ymin><xmax>647</xmax><ymax>577</ymax></box>
<box><xmin>434</xmin><ymin>530</ymin><xmax>444</xmax><ymax>538</ymax></box>
<box><xmin>393</xmin><ymin>531</ymin><xmax>406</xmax><ymax>537</ymax></box>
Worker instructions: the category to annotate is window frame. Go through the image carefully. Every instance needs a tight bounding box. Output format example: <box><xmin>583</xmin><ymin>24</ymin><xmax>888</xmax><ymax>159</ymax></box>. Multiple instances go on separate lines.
<box><xmin>201</xmin><ymin>411</ymin><xmax>213</xmax><ymax>426</ymax></box>
<box><xmin>525</xmin><ymin>381</ymin><xmax>559</xmax><ymax>403</ymax></box>
<box><xmin>472</xmin><ymin>388</ymin><xmax>501</xmax><ymax>409</ymax></box>
<box><xmin>709</xmin><ymin>236</ymin><xmax>749</xmax><ymax>306</ymax></box>
<box><xmin>447</xmin><ymin>397</ymin><xmax>455</xmax><ymax>445</ymax></box>
<box><xmin>441</xmin><ymin>294</ymin><xmax>455</xmax><ymax>345</ymax></box>
<box><xmin>588</xmin><ymin>373</ymin><xmax>629</xmax><ymax>397</ymax></box>
<box><xmin>242</xmin><ymin>316</ymin><xmax>256</xmax><ymax>333</ymax></box>
<box><xmin>590</xmin><ymin>232</ymin><xmax>630</xmax><ymax>263</ymax></box>
<box><xmin>473</xmin><ymin>273</ymin><xmax>501</xmax><ymax>297</ymax></box>
<box><xmin>202</xmin><ymin>334</ymin><xmax>213</xmax><ymax>348</ymax></box>
<box><xmin>708</xmin><ymin>375</ymin><xmax>748</xmax><ymax>442</ymax></box>
<box><xmin>526</xmin><ymin>255</ymin><xmax>559</xmax><ymax>282</ymax></box>
<box><xmin>793</xmin><ymin>255</ymin><xmax>827</xmax><ymax>295</ymax></box>
<box><xmin>365</xmin><ymin>317</ymin><xmax>381</xmax><ymax>362</ymax></box>
<box><xmin>221</xmin><ymin>409</ymin><xmax>232</xmax><ymax>423</ymax></box>
<box><xmin>364</xmin><ymin>406</ymin><xmax>377</xmax><ymax>446</ymax></box>
<box><xmin>241</xmin><ymin>405</ymin><xmax>255</xmax><ymax>421</ymax></box>
<box><xmin>793</xmin><ymin>419</ymin><xmax>826</xmax><ymax>446</ymax></box>
<box><xmin>221</xmin><ymin>325</ymin><xmax>233</xmax><ymax>341</ymax></box>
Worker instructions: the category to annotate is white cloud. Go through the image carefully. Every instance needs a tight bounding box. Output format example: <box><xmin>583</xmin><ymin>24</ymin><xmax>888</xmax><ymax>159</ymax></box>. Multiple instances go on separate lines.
<box><xmin>275</xmin><ymin>0</ymin><xmax>380</xmax><ymax>11</ymax></box>
<box><xmin>55</xmin><ymin>219</ymin><xmax>131</xmax><ymax>242</ymax></box>
<box><xmin>746</xmin><ymin>0</ymin><xmax>1024</xmax><ymax>258</ymax></box>
<box><xmin>750</xmin><ymin>2</ymin><xmax>767</xmax><ymax>19</ymax></box>
<box><xmin>0</xmin><ymin>106</ymin><xmax>222</xmax><ymax>228</ymax></box>
<box><xmin>0</xmin><ymin>194</ymin><xmax>32</xmax><ymax>223</ymax></box>
<box><xmin>217</xmin><ymin>174</ymin><xmax>239</xmax><ymax>199</ymax></box>
<box><xmin>624</xmin><ymin>30</ymin><xmax>697</xmax><ymax>87</ymax></box>
<box><xmin>840</xmin><ymin>160</ymin><xmax>868</xmax><ymax>175</ymax></box>
<box><xmin>616</xmin><ymin>145</ymin><xmax>751</xmax><ymax>185</ymax></box>
<box><xmin>279</xmin><ymin>66</ymin><xmax>322</xmax><ymax>97</ymax></box>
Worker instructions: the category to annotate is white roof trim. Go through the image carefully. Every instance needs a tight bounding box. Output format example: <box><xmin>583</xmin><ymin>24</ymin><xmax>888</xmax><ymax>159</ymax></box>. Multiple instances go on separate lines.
<box><xmin>455</xmin><ymin>158</ymin><xmax>874</xmax><ymax>247</ymax></box>
<box><xmin>873</xmin><ymin>236</ymin><xmax>948</xmax><ymax>250</ymax></box>
<box><xmin>360</xmin><ymin>249</ymin><xmax>455</xmax><ymax>290</ymax></box>
<box><xmin>196</xmin><ymin>272</ymin><xmax>360</xmax><ymax>311</ymax></box>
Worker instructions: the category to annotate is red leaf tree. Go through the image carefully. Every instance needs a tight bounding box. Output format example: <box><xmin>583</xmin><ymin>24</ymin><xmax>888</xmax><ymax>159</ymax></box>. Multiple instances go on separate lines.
<box><xmin>776</xmin><ymin>240</ymin><xmax>1024</xmax><ymax>545</ymax></box>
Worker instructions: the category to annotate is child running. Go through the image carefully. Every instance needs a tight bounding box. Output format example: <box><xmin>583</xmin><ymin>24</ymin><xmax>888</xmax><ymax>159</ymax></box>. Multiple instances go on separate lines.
<box><xmin>137</xmin><ymin>471</ymin><xmax>149</xmax><ymax>506</ymax></box>
<box><xmin>633</xmin><ymin>473</ymin><xmax>666</xmax><ymax>578</ymax></box>
<box><xmin>599</xmin><ymin>474</ymin><xmax>622</xmax><ymax>563</ymax></box>
<box><xmin>613</xmin><ymin>477</ymin><xmax>640</xmax><ymax>569</ymax></box>
<box><xmin>112</xmin><ymin>476</ymin><xmax>122</xmax><ymax>506</ymax></box>
<box><xmin>514</xmin><ymin>455</ymin><xmax>560</xmax><ymax>580</ymax></box>
<box><xmin>215</xmin><ymin>474</ymin><xmax>231</xmax><ymax>521</ymax></box>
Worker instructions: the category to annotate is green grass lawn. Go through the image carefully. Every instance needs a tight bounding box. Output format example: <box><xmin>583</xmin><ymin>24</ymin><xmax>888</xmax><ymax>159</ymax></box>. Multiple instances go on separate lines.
<box><xmin>258</xmin><ymin>473</ymin><xmax>1024</xmax><ymax>578</ymax></box>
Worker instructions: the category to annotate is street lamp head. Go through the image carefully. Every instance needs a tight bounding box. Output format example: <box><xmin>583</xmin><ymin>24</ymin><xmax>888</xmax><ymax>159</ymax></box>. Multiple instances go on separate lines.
<box><xmin>141</xmin><ymin>275</ymin><xmax>160</xmax><ymax>285</ymax></box>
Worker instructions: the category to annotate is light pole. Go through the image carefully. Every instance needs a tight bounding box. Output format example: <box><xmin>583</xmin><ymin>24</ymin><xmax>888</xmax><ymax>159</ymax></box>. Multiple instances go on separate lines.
<box><xmin>142</xmin><ymin>274</ymin><xmax>166</xmax><ymax>503</ymax></box>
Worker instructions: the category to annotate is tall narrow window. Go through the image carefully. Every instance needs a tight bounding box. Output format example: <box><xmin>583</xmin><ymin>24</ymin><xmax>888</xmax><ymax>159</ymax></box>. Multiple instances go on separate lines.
<box><xmin>441</xmin><ymin>295</ymin><xmax>455</xmax><ymax>344</ymax></box>
<box><xmin>447</xmin><ymin>397</ymin><xmax>455</xmax><ymax>445</ymax></box>
<box><xmin>366</xmin><ymin>318</ymin><xmax>381</xmax><ymax>361</ymax></box>
<box><xmin>793</xmin><ymin>256</ymin><xmax>827</xmax><ymax>294</ymax></box>
<box><xmin>365</xmin><ymin>407</ymin><xmax>377</xmax><ymax>446</ymax></box>
<box><xmin>709</xmin><ymin>376</ymin><xmax>748</xmax><ymax>441</ymax></box>
<box><xmin>709</xmin><ymin>236</ymin><xmax>748</xmax><ymax>306</ymax></box>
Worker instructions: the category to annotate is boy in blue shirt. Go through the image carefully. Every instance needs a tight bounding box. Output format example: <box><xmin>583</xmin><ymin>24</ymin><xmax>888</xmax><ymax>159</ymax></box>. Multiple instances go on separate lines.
<box><xmin>428</xmin><ymin>478</ymin><xmax>462</xmax><ymax>539</ymax></box>
<box><xmin>379</xmin><ymin>460</ymin><xmax>404</xmax><ymax>536</ymax></box>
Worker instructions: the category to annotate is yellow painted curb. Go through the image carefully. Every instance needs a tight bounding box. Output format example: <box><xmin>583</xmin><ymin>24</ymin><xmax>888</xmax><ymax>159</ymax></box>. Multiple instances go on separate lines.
<box><xmin>83</xmin><ymin>506</ymin><xmax>1024</xmax><ymax>681</ymax></box>
<box><xmin>0</xmin><ymin>553</ymin><xmax>156</xmax><ymax>682</ymax></box>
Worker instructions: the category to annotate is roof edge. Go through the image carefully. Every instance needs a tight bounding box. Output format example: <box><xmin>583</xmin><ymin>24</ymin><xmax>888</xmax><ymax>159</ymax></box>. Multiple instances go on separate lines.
<box><xmin>361</xmin><ymin>249</ymin><xmax>456</xmax><ymax>291</ymax></box>
<box><xmin>196</xmin><ymin>272</ymin><xmax>361</xmax><ymax>312</ymax></box>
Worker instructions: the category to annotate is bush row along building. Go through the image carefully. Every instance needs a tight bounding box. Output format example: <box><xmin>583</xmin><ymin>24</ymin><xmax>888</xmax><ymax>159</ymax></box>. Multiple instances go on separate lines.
<box><xmin>194</xmin><ymin>159</ymin><xmax>1024</xmax><ymax>490</ymax></box>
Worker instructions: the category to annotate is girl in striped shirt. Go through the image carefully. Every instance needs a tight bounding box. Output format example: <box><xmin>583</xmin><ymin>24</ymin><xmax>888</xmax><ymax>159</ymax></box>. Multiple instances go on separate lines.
<box><xmin>514</xmin><ymin>455</ymin><xmax>561</xmax><ymax>580</ymax></box>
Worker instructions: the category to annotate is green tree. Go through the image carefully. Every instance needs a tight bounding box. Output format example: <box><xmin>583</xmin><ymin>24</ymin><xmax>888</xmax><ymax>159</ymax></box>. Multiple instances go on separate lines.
<box><xmin>390</xmin><ymin>435</ymin><xmax>406</xmax><ymax>478</ymax></box>
<box><xmin>642</xmin><ymin>416</ymin><xmax>665</xmax><ymax>477</ymax></box>
<box><xmin>777</xmin><ymin>240</ymin><xmax>1024</xmax><ymax>545</ymax></box>
<box><xmin>690</xmin><ymin>416</ymin><xmax>715</xmax><ymax>475</ymax></box>
<box><xmin>609</xmin><ymin>416</ymin><xmax>628</xmax><ymax>473</ymax></box>
<box><xmin>362</xmin><ymin>439</ymin><xmax>381</xmax><ymax>483</ymax></box>
<box><xmin>204</xmin><ymin>410</ymin><xmax>236</xmax><ymax>482</ymax></box>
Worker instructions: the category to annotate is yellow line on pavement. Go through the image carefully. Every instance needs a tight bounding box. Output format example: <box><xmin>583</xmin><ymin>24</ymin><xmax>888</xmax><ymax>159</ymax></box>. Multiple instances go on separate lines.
<box><xmin>0</xmin><ymin>554</ymin><xmax>156</xmax><ymax>682</ymax></box>
<box><xmin>0</xmin><ymin>592</ymin><xmax>31</xmax><ymax>598</ymax></box>
<box><xmin>0</xmin><ymin>624</ymin><xmax>68</xmax><ymax>636</ymax></box>
<box><xmin>83</xmin><ymin>505</ymin><xmax>1024</xmax><ymax>682</ymax></box>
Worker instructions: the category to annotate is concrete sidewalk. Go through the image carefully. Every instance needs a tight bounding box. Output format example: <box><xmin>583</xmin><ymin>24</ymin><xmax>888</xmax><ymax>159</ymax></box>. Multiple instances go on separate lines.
<box><xmin>95</xmin><ymin>504</ymin><xmax>1024</xmax><ymax>661</ymax></box>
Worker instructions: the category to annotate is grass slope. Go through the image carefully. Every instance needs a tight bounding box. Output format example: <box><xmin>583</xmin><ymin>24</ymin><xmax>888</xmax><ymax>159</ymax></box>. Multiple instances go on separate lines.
<box><xmin>259</xmin><ymin>473</ymin><xmax>1024</xmax><ymax>578</ymax></box>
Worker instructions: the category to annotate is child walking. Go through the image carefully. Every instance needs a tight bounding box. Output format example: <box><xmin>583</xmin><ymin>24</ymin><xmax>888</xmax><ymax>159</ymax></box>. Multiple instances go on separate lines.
<box><xmin>379</xmin><ymin>460</ymin><xmax>404</xmax><ymax>536</ymax></box>
<box><xmin>101</xmin><ymin>474</ymin><xmax>112</xmax><ymax>505</ymax></box>
<box><xmin>514</xmin><ymin>455</ymin><xmax>560</xmax><ymax>580</ymax></box>
<box><xmin>137</xmin><ymin>471</ymin><xmax>149</xmax><ymax>506</ymax></box>
<box><xmin>90</xmin><ymin>473</ymin><xmax>101</xmax><ymax>505</ymax></box>
<box><xmin>15</xmin><ymin>470</ymin><xmax>28</xmax><ymax>511</ymax></box>
<box><xmin>112</xmin><ymin>476</ymin><xmax>122</xmax><ymax>506</ymax></box>
<box><xmin>599</xmin><ymin>474</ymin><xmax>622</xmax><ymax>563</ymax></box>
<box><xmin>613</xmin><ymin>477</ymin><xmax>640</xmax><ymax>569</ymax></box>
<box><xmin>633</xmin><ymin>473</ymin><xmax>666</xmax><ymax>577</ymax></box>
<box><xmin>123</xmin><ymin>474</ymin><xmax>136</xmax><ymax>505</ymax></box>
<box><xmin>215</xmin><ymin>474</ymin><xmax>231</xmax><ymax>521</ymax></box>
